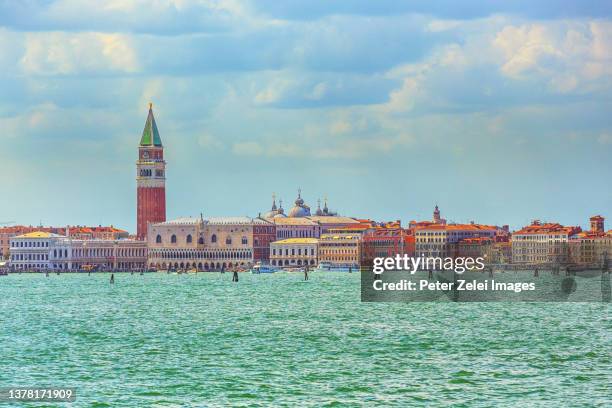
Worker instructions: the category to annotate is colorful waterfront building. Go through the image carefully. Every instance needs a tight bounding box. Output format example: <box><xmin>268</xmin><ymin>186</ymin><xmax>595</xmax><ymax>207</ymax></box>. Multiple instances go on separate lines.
<box><xmin>269</xmin><ymin>217</ymin><xmax>321</xmax><ymax>240</ymax></box>
<box><xmin>1</xmin><ymin>226</ymin><xmax>64</xmax><ymax>259</ymax></box>
<box><xmin>9</xmin><ymin>231</ymin><xmax>146</xmax><ymax>271</ymax></box>
<box><xmin>511</xmin><ymin>220</ymin><xmax>582</xmax><ymax>264</ymax></box>
<box><xmin>57</xmin><ymin>239</ymin><xmax>147</xmax><ymax>271</ymax></box>
<box><xmin>414</xmin><ymin>223</ymin><xmax>499</xmax><ymax>258</ymax></box>
<box><xmin>9</xmin><ymin>232</ymin><xmax>63</xmax><ymax>270</ymax></box>
<box><xmin>146</xmin><ymin>216</ymin><xmax>273</xmax><ymax>270</ymax></box>
<box><xmin>568</xmin><ymin>216</ymin><xmax>611</xmax><ymax>266</ymax></box>
<box><xmin>318</xmin><ymin>231</ymin><xmax>364</xmax><ymax>268</ymax></box>
<box><xmin>1</xmin><ymin>225</ymin><xmax>130</xmax><ymax>262</ymax></box>
<box><xmin>270</xmin><ymin>238</ymin><xmax>318</xmax><ymax>267</ymax></box>
<box><xmin>137</xmin><ymin>103</ymin><xmax>166</xmax><ymax>240</ymax></box>
<box><xmin>361</xmin><ymin>221</ymin><xmax>412</xmax><ymax>267</ymax></box>
<box><xmin>307</xmin><ymin>216</ymin><xmax>361</xmax><ymax>234</ymax></box>
<box><xmin>66</xmin><ymin>226</ymin><xmax>129</xmax><ymax>240</ymax></box>
<box><xmin>253</xmin><ymin>220</ymin><xmax>276</xmax><ymax>263</ymax></box>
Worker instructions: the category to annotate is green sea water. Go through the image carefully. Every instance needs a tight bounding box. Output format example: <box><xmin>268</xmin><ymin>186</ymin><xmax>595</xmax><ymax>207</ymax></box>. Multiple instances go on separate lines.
<box><xmin>1</xmin><ymin>272</ymin><xmax>610</xmax><ymax>407</ymax></box>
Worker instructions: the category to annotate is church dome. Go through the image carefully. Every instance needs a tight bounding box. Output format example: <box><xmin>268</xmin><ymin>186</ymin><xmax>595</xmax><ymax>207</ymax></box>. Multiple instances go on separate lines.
<box><xmin>288</xmin><ymin>190</ymin><xmax>311</xmax><ymax>217</ymax></box>
<box><xmin>263</xmin><ymin>194</ymin><xmax>285</xmax><ymax>218</ymax></box>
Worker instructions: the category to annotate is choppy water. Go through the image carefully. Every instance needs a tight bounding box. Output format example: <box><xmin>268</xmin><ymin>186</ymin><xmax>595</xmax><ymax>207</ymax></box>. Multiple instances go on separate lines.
<box><xmin>1</xmin><ymin>272</ymin><xmax>610</xmax><ymax>407</ymax></box>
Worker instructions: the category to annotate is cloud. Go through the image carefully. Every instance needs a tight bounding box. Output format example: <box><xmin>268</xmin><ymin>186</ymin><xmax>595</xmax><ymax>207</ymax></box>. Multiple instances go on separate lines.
<box><xmin>20</xmin><ymin>32</ymin><xmax>139</xmax><ymax>75</ymax></box>
<box><xmin>493</xmin><ymin>21</ymin><xmax>612</xmax><ymax>93</ymax></box>
<box><xmin>253</xmin><ymin>0</ymin><xmax>612</xmax><ymax>21</ymax></box>
<box><xmin>0</xmin><ymin>0</ymin><xmax>261</xmax><ymax>35</ymax></box>
<box><xmin>599</xmin><ymin>133</ymin><xmax>612</xmax><ymax>144</ymax></box>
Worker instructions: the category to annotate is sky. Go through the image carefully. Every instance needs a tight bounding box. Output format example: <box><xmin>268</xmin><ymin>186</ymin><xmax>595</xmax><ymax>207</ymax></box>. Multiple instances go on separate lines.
<box><xmin>0</xmin><ymin>0</ymin><xmax>611</xmax><ymax>233</ymax></box>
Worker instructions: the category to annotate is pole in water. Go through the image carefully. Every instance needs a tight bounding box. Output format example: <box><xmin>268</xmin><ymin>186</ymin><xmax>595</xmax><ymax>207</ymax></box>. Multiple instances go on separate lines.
<box><xmin>110</xmin><ymin>273</ymin><xmax>115</xmax><ymax>284</ymax></box>
<box><xmin>304</xmin><ymin>268</ymin><xmax>308</xmax><ymax>281</ymax></box>
<box><xmin>232</xmin><ymin>271</ymin><xmax>239</xmax><ymax>282</ymax></box>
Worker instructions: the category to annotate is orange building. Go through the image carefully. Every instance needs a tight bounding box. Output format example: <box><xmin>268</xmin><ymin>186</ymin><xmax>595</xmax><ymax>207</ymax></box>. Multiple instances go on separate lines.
<box><xmin>361</xmin><ymin>221</ymin><xmax>412</xmax><ymax>268</ymax></box>
<box><xmin>511</xmin><ymin>220</ymin><xmax>582</xmax><ymax>264</ymax></box>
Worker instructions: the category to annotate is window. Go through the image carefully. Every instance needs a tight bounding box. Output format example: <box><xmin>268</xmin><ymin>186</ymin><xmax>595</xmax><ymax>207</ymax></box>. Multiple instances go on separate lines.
<box><xmin>156</xmin><ymin>235</ymin><xmax>162</xmax><ymax>244</ymax></box>
<box><xmin>242</xmin><ymin>236</ymin><xmax>247</xmax><ymax>245</ymax></box>
<box><xmin>198</xmin><ymin>237</ymin><xmax>204</xmax><ymax>245</ymax></box>
<box><xmin>211</xmin><ymin>234</ymin><xmax>217</xmax><ymax>243</ymax></box>
<box><xmin>186</xmin><ymin>234</ymin><xmax>193</xmax><ymax>244</ymax></box>
<box><xmin>226</xmin><ymin>237</ymin><xmax>232</xmax><ymax>245</ymax></box>
<box><xmin>171</xmin><ymin>235</ymin><xmax>177</xmax><ymax>244</ymax></box>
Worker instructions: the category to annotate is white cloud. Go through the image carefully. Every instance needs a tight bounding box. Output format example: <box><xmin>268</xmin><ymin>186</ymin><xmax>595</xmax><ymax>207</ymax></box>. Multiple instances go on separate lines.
<box><xmin>20</xmin><ymin>32</ymin><xmax>139</xmax><ymax>75</ymax></box>
<box><xmin>494</xmin><ymin>21</ymin><xmax>612</xmax><ymax>92</ymax></box>
<box><xmin>598</xmin><ymin>133</ymin><xmax>612</xmax><ymax>145</ymax></box>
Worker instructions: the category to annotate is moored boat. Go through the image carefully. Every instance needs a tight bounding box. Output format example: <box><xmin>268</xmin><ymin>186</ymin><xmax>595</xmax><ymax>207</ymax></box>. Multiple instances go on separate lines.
<box><xmin>315</xmin><ymin>262</ymin><xmax>358</xmax><ymax>273</ymax></box>
<box><xmin>250</xmin><ymin>263</ymin><xmax>281</xmax><ymax>274</ymax></box>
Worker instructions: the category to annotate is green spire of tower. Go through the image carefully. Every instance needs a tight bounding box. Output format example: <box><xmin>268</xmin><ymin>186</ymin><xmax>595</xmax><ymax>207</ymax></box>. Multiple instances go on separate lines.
<box><xmin>140</xmin><ymin>102</ymin><xmax>163</xmax><ymax>147</ymax></box>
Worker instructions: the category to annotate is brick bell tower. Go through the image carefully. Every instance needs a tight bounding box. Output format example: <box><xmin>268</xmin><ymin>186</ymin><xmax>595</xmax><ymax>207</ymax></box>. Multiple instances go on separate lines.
<box><xmin>136</xmin><ymin>103</ymin><xmax>166</xmax><ymax>240</ymax></box>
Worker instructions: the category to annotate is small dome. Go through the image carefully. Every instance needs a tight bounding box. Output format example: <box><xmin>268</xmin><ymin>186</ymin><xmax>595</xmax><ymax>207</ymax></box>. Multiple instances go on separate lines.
<box><xmin>274</xmin><ymin>213</ymin><xmax>287</xmax><ymax>218</ymax></box>
<box><xmin>288</xmin><ymin>205</ymin><xmax>310</xmax><ymax>217</ymax></box>
<box><xmin>287</xmin><ymin>189</ymin><xmax>311</xmax><ymax>217</ymax></box>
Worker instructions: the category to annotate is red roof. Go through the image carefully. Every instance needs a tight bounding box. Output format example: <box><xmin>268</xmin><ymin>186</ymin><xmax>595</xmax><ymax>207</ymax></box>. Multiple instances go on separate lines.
<box><xmin>514</xmin><ymin>222</ymin><xmax>581</xmax><ymax>236</ymax></box>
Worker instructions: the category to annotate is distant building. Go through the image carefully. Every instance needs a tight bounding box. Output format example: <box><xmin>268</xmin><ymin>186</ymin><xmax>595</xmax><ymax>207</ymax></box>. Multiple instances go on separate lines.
<box><xmin>253</xmin><ymin>220</ymin><xmax>276</xmax><ymax>263</ymax></box>
<box><xmin>1</xmin><ymin>226</ymin><xmax>62</xmax><ymax>260</ymax></box>
<box><xmin>8</xmin><ymin>231</ymin><xmax>145</xmax><ymax>270</ymax></box>
<box><xmin>269</xmin><ymin>217</ymin><xmax>321</xmax><ymax>240</ymax></box>
<box><xmin>511</xmin><ymin>220</ymin><xmax>582</xmax><ymax>264</ymax></box>
<box><xmin>307</xmin><ymin>216</ymin><xmax>361</xmax><ymax>234</ymax></box>
<box><xmin>66</xmin><ymin>226</ymin><xmax>129</xmax><ymax>240</ymax></box>
<box><xmin>568</xmin><ymin>216</ymin><xmax>611</xmax><ymax>266</ymax></box>
<box><xmin>1</xmin><ymin>225</ymin><xmax>125</xmax><ymax>262</ymax></box>
<box><xmin>9</xmin><ymin>231</ymin><xmax>62</xmax><ymax>270</ymax></box>
<box><xmin>147</xmin><ymin>216</ymin><xmax>273</xmax><ymax>270</ymax></box>
<box><xmin>415</xmin><ymin>223</ymin><xmax>498</xmax><ymax>258</ymax></box>
<box><xmin>453</xmin><ymin>237</ymin><xmax>494</xmax><ymax>259</ymax></box>
<box><xmin>137</xmin><ymin>103</ymin><xmax>166</xmax><ymax>240</ymax></box>
<box><xmin>589</xmin><ymin>215</ymin><xmax>605</xmax><ymax>234</ymax></box>
<box><xmin>56</xmin><ymin>239</ymin><xmax>147</xmax><ymax>271</ymax></box>
<box><xmin>270</xmin><ymin>238</ymin><xmax>318</xmax><ymax>267</ymax></box>
<box><xmin>318</xmin><ymin>232</ymin><xmax>364</xmax><ymax>268</ymax></box>
<box><xmin>361</xmin><ymin>221</ymin><xmax>410</xmax><ymax>268</ymax></box>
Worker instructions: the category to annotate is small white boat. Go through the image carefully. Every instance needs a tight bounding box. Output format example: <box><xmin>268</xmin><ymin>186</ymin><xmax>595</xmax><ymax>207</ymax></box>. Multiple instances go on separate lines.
<box><xmin>250</xmin><ymin>263</ymin><xmax>281</xmax><ymax>274</ymax></box>
<box><xmin>315</xmin><ymin>262</ymin><xmax>358</xmax><ymax>273</ymax></box>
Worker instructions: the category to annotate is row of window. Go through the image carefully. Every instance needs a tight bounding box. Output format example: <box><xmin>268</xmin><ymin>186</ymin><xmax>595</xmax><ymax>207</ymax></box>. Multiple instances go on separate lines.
<box><xmin>156</xmin><ymin>234</ymin><xmax>248</xmax><ymax>245</ymax></box>
<box><xmin>271</xmin><ymin>248</ymin><xmax>316</xmax><ymax>256</ymax></box>
<box><xmin>12</xmin><ymin>254</ymin><xmax>48</xmax><ymax>261</ymax></box>
<box><xmin>11</xmin><ymin>241</ymin><xmax>49</xmax><ymax>248</ymax></box>
<box><xmin>277</xmin><ymin>230</ymin><xmax>318</xmax><ymax>238</ymax></box>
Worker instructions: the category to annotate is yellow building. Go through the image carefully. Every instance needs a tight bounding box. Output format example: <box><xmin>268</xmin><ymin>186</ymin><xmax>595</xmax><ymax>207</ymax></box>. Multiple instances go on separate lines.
<box><xmin>270</xmin><ymin>238</ymin><xmax>318</xmax><ymax>267</ymax></box>
<box><xmin>318</xmin><ymin>233</ymin><xmax>362</xmax><ymax>268</ymax></box>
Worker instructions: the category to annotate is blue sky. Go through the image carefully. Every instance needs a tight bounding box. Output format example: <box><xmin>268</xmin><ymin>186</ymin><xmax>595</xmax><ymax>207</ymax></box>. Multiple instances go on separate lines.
<box><xmin>1</xmin><ymin>0</ymin><xmax>611</xmax><ymax>232</ymax></box>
